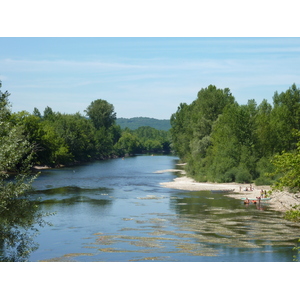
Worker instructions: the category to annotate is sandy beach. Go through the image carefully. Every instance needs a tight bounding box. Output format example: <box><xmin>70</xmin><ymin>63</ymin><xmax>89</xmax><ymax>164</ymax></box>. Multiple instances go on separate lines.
<box><xmin>157</xmin><ymin>168</ymin><xmax>300</xmax><ymax>212</ymax></box>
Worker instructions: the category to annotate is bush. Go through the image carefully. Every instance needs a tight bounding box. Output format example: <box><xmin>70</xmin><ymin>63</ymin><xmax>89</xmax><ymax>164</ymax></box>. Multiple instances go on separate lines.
<box><xmin>284</xmin><ymin>205</ymin><xmax>300</xmax><ymax>222</ymax></box>
<box><xmin>236</xmin><ymin>168</ymin><xmax>252</xmax><ymax>183</ymax></box>
<box><xmin>254</xmin><ymin>176</ymin><xmax>273</xmax><ymax>186</ymax></box>
<box><xmin>223</xmin><ymin>167</ymin><xmax>238</xmax><ymax>182</ymax></box>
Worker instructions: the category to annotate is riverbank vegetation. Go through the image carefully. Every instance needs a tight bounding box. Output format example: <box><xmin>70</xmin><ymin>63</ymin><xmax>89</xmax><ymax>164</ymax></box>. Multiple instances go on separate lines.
<box><xmin>115</xmin><ymin>126</ymin><xmax>171</xmax><ymax>156</ymax></box>
<box><xmin>2</xmin><ymin>79</ymin><xmax>300</xmax><ymax>260</ymax></box>
<box><xmin>0</xmin><ymin>82</ymin><xmax>52</xmax><ymax>261</ymax></box>
<box><xmin>5</xmin><ymin>93</ymin><xmax>171</xmax><ymax>168</ymax></box>
<box><xmin>170</xmin><ymin>84</ymin><xmax>300</xmax><ymax>190</ymax></box>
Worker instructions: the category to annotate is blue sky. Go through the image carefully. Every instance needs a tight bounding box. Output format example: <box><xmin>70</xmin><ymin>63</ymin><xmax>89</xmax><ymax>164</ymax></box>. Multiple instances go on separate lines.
<box><xmin>1</xmin><ymin>37</ymin><xmax>300</xmax><ymax>119</ymax></box>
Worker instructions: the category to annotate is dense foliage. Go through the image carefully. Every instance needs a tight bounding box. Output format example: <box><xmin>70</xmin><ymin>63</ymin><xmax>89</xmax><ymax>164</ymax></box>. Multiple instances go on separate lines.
<box><xmin>268</xmin><ymin>130</ymin><xmax>300</xmax><ymax>192</ymax></box>
<box><xmin>115</xmin><ymin>126</ymin><xmax>171</xmax><ymax>156</ymax></box>
<box><xmin>0</xmin><ymin>82</ymin><xmax>50</xmax><ymax>261</ymax></box>
<box><xmin>3</xmin><ymin>90</ymin><xmax>171</xmax><ymax>169</ymax></box>
<box><xmin>170</xmin><ymin>84</ymin><xmax>300</xmax><ymax>188</ymax></box>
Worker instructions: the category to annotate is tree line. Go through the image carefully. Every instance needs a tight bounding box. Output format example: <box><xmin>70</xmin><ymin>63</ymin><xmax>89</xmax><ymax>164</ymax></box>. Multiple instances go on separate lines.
<box><xmin>170</xmin><ymin>84</ymin><xmax>300</xmax><ymax>188</ymax></box>
<box><xmin>5</xmin><ymin>98</ymin><xmax>171</xmax><ymax>168</ymax></box>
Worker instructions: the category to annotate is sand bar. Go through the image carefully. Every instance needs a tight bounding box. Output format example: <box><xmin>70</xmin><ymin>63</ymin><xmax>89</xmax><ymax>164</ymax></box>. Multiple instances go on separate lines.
<box><xmin>157</xmin><ymin>169</ymin><xmax>300</xmax><ymax>212</ymax></box>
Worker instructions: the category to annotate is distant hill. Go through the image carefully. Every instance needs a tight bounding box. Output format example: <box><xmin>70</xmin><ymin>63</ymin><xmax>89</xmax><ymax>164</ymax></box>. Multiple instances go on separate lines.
<box><xmin>116</xmin><ymin>117</ymin><xmax>171</xmax><ymax>131</ymax></box>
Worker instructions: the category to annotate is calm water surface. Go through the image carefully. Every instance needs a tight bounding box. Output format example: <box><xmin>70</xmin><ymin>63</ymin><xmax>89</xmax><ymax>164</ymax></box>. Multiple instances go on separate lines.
<box><xmin>29</xmin><ymin>155</ymin><xmax>300</xmax><ymax>262</ymax></box>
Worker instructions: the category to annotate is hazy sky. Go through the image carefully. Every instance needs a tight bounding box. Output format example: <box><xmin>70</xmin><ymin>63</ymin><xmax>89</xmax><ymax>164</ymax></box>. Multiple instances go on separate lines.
<box><xmin>1</xmin><ymin>37</ymin><xmax>300</xmax><ymax>119</ymax></box>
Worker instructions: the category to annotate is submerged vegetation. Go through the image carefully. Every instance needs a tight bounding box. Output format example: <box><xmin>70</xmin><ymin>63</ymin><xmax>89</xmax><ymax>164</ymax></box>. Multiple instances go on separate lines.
<box><xmin>38</xmin><ymin>206</ymin><xmax>300</xmax><ymax>262</ymax></box>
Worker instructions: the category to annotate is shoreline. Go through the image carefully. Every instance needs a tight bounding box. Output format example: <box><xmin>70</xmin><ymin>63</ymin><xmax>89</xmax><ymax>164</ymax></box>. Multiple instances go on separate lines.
<box><xmin>158</xmin><ymin>169</ymin><xmax>300</xmax><ymax>212</ymax></box>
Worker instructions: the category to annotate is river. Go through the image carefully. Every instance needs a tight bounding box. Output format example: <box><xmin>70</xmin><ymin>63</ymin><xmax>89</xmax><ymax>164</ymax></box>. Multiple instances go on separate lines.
<box><xmin>28</xmin><ymin>154</ymin><xmax>300</xmax><ymax>262</ymax></box>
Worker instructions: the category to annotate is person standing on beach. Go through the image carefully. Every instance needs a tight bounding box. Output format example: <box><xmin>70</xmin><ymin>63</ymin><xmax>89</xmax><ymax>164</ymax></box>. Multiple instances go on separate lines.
<box><xmin>260</xmin><ymin>189</ymin><xmax>264</xmax><ymax>199</ymax></box>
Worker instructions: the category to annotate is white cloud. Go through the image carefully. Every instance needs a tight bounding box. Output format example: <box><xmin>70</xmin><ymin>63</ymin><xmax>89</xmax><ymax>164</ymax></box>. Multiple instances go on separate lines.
<box><xmin>3</xmin><ymin>39</ymin><xmax>300</xmax><ymax>119</ymax></box>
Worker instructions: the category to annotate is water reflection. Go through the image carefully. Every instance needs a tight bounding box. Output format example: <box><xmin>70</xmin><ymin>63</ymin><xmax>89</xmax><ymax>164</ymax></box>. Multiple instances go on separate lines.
<box><xmin>0</xmin><ymin>200</ymin><xmax>49</xmax><ymax>262</ymax></box>
<box><xmin>168</xmin><ymin>190</ymin><xmax>300</xmax><ymax>261</ymax></box>
<box><xmin>34</xmin><ymin>186</ymin><xmax>112</xmax><ymax>195</ymax></box>
<box><xmin>26</xmin><ymin>155</ymin><xmax>300</xmax><ymax>262</ymax></box>
<box><xmin>32</xmin><ymin>186</ymin><xmax>113</xmax><ymax>205</ymax></box>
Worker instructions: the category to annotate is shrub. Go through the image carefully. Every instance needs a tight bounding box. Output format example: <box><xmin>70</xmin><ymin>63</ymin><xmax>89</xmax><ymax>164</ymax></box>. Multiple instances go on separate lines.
<box><xmin>223</xmin><ymin>167</ymin><xmax>238</xmax><ymax>182</ymax></box>
<box><xmin>236</xmin><ymin>168</ymin><xmax>252</xmax><ymax>183</ymax></box>
<box><xmin>284</xmin><ymin>205</ymin><xmax>300</xmax><ymax>222</ymax></box>
<box><xmin>254</xmin><ymin>176</ymin><xmax>273</xmax><ymax>186</ymax></box>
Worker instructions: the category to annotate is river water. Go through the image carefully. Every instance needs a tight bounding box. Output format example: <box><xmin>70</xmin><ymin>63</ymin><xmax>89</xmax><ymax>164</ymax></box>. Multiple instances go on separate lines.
<box><xmin>29</xmin><ymin>155</ymin><xmax>300</xmax><ymax>262</ymax></box>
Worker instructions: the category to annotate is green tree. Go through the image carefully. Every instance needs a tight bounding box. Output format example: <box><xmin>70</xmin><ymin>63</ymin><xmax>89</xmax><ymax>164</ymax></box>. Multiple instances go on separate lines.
<box><xmin>85</xmin><ymin>99</ymin><xmax>116</xmax><ymax>130</ymax></box>
<box><xmin>255</xmin><ymin>99</ymin><xmax>274</xmax><ymax>157</ymax></box>
<box><xmin>114</xmin><ymin>131</ymin><xmax>141</xmax><ymax>156</ymax></box>
<box><xmin>270</xmin><ymin>84</ymin><xmax>300</xmax><ymax>153</ymax></box>
<box><xmin>205</xmin><ymin>102</ymin><xmax>241</xmax><ymax>182</ymax></box>
<box><xmin>170</xmin><ymin>102</ymin><xmax>193</xmax><ymax>160</ymax></box>
<box><xmin>43</xmin><ymin>106</ymin><xmax>55</xmax><ymax>120</ymax></box>
<box><xmin>52</xmin><ymin>113</ymin><xmax>97</xmax><ymax>161</ymax></box>
<box><xmin>133</xmin><ymin>126</ymin><xmax>171</xmax><ymax>153</ymax></box>
<box><xmin>171</xmin><ymin>85</ymin><xmax>236</xmax><ymax>180</ymax></box>
<box><xmin>269</xmin><ymin>130</ymin><xmax>300</xmax><ymax>192</ymax></box>
<box><xmin>33</xmin><ymin>107</ymin><xmax>42</xmax><ymax>118</ymax></box>
<box><xmin>171</xmin><ymin>85</ymin><xmax>235</xmax><ymax>163</ymax></box>
<box><xmin>0</xmin><ymin>81</ymin><xmax>48</xmax><ymax>261</ymax></box>
<box><xmin>39</xmin><ymin>121</ymin><xmax>73</xmax><ymax>166</ymax></box>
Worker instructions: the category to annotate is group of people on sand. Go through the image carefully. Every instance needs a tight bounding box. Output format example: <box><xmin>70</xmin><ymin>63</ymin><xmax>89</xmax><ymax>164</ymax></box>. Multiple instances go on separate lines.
<box><xmin>261</xmin><ymin>189</ymin><xmax>267</xmax><ymax>198</ymax></box>
<box><xmin>240</xmin><ymin>184</ymin><xmax>255</xmax><ymax>192</ymax></box>
<box><xmin>240</xmin><ymin>185</ymin><xmax>268</xmax><ymax>197</ymax></box>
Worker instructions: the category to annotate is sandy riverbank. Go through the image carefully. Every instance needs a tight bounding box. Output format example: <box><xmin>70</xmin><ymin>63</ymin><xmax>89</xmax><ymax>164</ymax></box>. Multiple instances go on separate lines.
<box><xmin>33</xmin><ymin>165</ymin><xmax>51</xmax><ymax>170</ymax></box>
<box><xmin>157</xmin><ymin>169</ymin><xmax>300</xmax><ymax>212</ymax></box>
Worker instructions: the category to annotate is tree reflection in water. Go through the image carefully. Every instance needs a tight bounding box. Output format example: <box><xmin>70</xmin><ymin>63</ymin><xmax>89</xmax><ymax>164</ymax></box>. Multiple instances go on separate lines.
<box><xmin>0</xmin><ymin>196</ymin><xmax>52</xmax><ymax>262</ymax></box>
<box><xmin>0</xmin><ymin>174</ymin><xmax>53</xmax><ymax>262</ymax></box>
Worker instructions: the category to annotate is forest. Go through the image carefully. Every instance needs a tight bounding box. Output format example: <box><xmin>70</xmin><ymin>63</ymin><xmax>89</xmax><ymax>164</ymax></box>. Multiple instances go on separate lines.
<box><xmin>0</xmin><ymin>87</ymin><xmax>171</xmax><ymax>169</ymax></box>
<box><xmin>170</xmin><ymin>84</ymin><xmax>300</xmax><ymax>189</ymax></box>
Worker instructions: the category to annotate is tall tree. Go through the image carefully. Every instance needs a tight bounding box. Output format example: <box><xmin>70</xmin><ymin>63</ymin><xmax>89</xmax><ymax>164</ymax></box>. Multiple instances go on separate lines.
<box><xmin>170</xmin><ymin>85</ymin><xmax>235</xmax><ymax>179</ymax></box>
<box><xmin>269</xmin><ymin>130</ymin><xmax>300</xmax><ymax>192</ymax></box>
<box><xmin>85</xmin><ymin>99</ymin><xmax>116</xmax><ymax>130</ymax></box>
<box><xmin>33</xmin><ymin>107</ymin><xmax>42</xmax><ymax>118</ymax></box>
<box><xmin>114</xmin><ymin>131</ymin><xmax>141</xmax><ymax>156</ymax></box>
<box><xmin>0</xmin><ymin>81</ymin><xmax>47</xmax><ymax>261</ymax></box>
<box><xmin>205</xmin><ymin>102</ymin><xmax>242</xmax><ymax>182</ymax></box>
<box><xmin>170</xmin><ymin>102</ymin><xmax>193</xmax><ymax>160</ymax></box>
<box><xmin>255</xmin><ymin>99</ymin><xmax>274</xmax><ymax>157</ymax></box>
<box><xmin>43</xmin><ymin>106</ymin><xmax>55</xmax><ymax>120</ymax></box>
<box><xmin>271</xmin><ymin>83</ymin><xmax>300</xmax><ymax>152</ymax></box>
